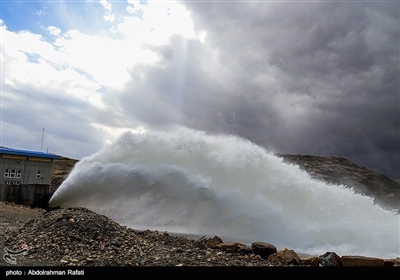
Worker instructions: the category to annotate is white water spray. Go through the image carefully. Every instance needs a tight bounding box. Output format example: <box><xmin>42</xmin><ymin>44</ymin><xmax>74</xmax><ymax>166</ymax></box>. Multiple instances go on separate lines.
<box><xmin>49</xmin><ymin>127</ymin><xmax>399</xmax><ymax>258</ymax></box>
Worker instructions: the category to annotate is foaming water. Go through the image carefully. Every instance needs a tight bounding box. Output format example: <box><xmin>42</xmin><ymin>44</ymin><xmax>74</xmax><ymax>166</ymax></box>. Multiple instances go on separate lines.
<box><xmin>49</xmin><ymin>127</ymin><xmax>399</xmax><ymax>258</ymax></box>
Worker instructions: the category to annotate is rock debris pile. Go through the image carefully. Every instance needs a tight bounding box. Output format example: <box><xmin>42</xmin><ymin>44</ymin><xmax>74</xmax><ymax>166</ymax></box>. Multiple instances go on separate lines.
<box><xmin>4</xmin><ymin>207</ymin><xmax>400</xmax><ymax>267</ymax></box>
<box><xmin>4</xmin><ymin>207</ymin><xmax>279</xmax><ymax>267</ymax></box>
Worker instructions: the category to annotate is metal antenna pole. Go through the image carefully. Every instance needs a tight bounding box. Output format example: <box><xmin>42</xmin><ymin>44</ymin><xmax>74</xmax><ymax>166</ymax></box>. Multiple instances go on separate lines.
<box><xmin>41</xmin><ymin>128</ymin><xmax>44</xmax><ymax>152</ymax></box>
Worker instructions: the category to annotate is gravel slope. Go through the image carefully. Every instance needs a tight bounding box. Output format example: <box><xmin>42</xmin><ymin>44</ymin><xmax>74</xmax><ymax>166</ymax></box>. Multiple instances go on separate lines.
<box><xmin>1</xmin><ymin>203</ymin><xmax>284</xmax><ymax>267</ymax></box>
<box><xmin>0</xmin><ymin>202</ymin><xmax>56</xmax><ymax>267</ymax></box>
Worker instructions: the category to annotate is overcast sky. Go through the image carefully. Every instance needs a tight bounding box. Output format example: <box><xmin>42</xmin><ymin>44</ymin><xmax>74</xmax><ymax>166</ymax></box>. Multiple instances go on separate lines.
<box><xmin>1</xmin><ymin>0</ymin><xmax>399</xmax><ymax>178</ymax></box>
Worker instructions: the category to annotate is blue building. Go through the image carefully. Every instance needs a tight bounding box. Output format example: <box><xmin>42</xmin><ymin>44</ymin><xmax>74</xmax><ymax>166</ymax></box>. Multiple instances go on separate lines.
<box><xmin>0</xmin><ymin>147</ymin><xmax>61</xmax><ymax>208</ymax></box>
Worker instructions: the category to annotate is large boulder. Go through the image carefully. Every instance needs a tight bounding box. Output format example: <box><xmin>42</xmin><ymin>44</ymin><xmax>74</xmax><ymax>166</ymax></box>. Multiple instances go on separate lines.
<box><xmin>341</xmin><ymin>255</ymin><xmax>384</xmax><ymax>266</ymax></box>
<box><xmin>267</xmin><ymin>248</ymin><xmax>301</xmax><ymax>265</ymax></box>
<box><xmin>300</xmin><ymin>256</ymin><xmax>319</xmax><ymax>266</ymax></box>
<box><xmin>251</xmin><ymin>241</ymin><xmax>277</xmax><ymax>259</ymax></box>
<box><xmin>319</xmin><ymin>251</ymin><xmax>343</xmax><ymax>266</ymax></box>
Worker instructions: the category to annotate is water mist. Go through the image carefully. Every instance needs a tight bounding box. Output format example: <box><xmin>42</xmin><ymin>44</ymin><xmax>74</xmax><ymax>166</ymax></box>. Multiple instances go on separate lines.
<box><xmin>49</xmin><ymin>127</ymin><xmax>400</xmax><ymax>259</ymax></box>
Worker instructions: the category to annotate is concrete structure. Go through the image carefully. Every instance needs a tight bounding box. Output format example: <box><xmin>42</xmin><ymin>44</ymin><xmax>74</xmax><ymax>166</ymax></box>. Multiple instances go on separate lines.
<box><xmin>0</xmin><ymin>147</ymin><xmax>61</xmax><ymax>208</ymax></box>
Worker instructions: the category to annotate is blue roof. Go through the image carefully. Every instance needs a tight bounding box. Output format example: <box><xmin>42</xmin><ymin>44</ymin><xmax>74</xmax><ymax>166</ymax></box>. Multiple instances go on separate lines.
<box><xmin>0</xmin><ymin>147</ymin><xmax>62</xmax><ymax>159</ymax></box>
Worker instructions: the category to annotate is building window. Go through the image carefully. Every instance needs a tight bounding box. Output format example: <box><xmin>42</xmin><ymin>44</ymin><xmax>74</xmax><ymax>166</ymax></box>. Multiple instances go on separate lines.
<box><xmin>5</xmin><ymin>181</ymin><xmax>21</xmax><ymax>185</ymax></box>
<box><xmin>36</xmin><ymin>170</ymin><xmax>41</xmax><ymax>179</ymax></box>
<box><xmin>4</xmin><ymin>169</ymin><xmax>21</xmax><ymax>178</ymax></box>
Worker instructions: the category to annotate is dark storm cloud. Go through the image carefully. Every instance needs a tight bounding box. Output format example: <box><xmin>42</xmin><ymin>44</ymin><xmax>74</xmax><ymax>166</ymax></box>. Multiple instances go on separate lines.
<box><xmin>115</xmin><ymin>1</ymin><xmax>399</xmax><ymax>178</ymax></box>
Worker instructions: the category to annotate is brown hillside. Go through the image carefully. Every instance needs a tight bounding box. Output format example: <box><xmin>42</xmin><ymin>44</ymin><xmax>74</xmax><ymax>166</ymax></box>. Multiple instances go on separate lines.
<box><xmin>276</xmin><ymin>154</ymin><xmax>400</xmax><ymax>213</ymax></box>
<box><xmin>51</xmin><ymin>157</ymin><xmax>79</xmax><ymax>193</ymax></box>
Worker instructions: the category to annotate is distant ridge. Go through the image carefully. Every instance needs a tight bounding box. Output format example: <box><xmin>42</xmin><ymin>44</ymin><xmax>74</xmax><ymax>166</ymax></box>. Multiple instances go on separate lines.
<box><xmin>276</xmin><ymin>154</ymin><xmax>400</xmax><ymax>213</ymax></box>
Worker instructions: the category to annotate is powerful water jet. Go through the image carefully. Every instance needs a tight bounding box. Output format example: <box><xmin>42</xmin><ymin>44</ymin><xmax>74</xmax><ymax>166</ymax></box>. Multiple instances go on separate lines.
<box><xmin>49</xmin><ymin>127</ymin><xmax>400</xmax><ymax>259</ymax></box>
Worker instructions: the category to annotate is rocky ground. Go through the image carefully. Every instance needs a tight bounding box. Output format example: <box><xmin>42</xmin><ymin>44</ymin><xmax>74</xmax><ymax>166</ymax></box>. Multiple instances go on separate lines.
<box><xmin>2</xmin><ymin>203</ymin><xmax>398</xmax><ymax>270</ymax></box>
<box><xmin>1</xmin><ymin>205</ymin><xmax>285</xmax><ymax>267</ymax></box>
<box><xmin>1</xmin><ymin>154</ymin><xmax>399</xmax><ymax>273</ymax></box>
<box><xmin>0</xmin><ymin>202</ymin><xmax>52</xmax><ymax>266</ymax></box>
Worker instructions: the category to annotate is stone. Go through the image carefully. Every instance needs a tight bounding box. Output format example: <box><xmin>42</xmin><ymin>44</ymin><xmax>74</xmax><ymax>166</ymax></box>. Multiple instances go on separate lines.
<box><xmin>267</xmin><ymin>248</ymin><xmax>301</xmax><ymax>265</ymax></box>
<box><xmin>301</xmin><ymin>256</ymin><xmax>319</xmax><ymax>266</ymax></box>
<box><xmin>194</xmin><ymin>236</ymin><xmax>208</xmax><ymax>249</ymax></box>
<box><xmin>251</xmin><ymin>241</ymin><xmax>277</xmax><ymax>259</ymax></box>
<box><xmin>383</xmin><ymin>259</ymin><xmax>394</xmax><ymax>267</ymax></box>
<box><xmin>236</xmin><ymin>242</ymin><xmax>252</xmax><ymax>255</ymax></box>
<box><xmin>341</xmin><ymin>255</ymin><xmax>384</xmax><ymax>267</ymax></box>
<box><xmin>213</xmin><ymin>242</ymin><xmax>237</xmax><ymax>253</ymax></box>
<box><xmin>205</xmin><ymin>236</ymin><xmax>223</xmax><ymax>248</ymax></box>
<box><xmin>319</xmin><ymin>252</ymin><xmax>342</xmax><ymax>266</ymax></box>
